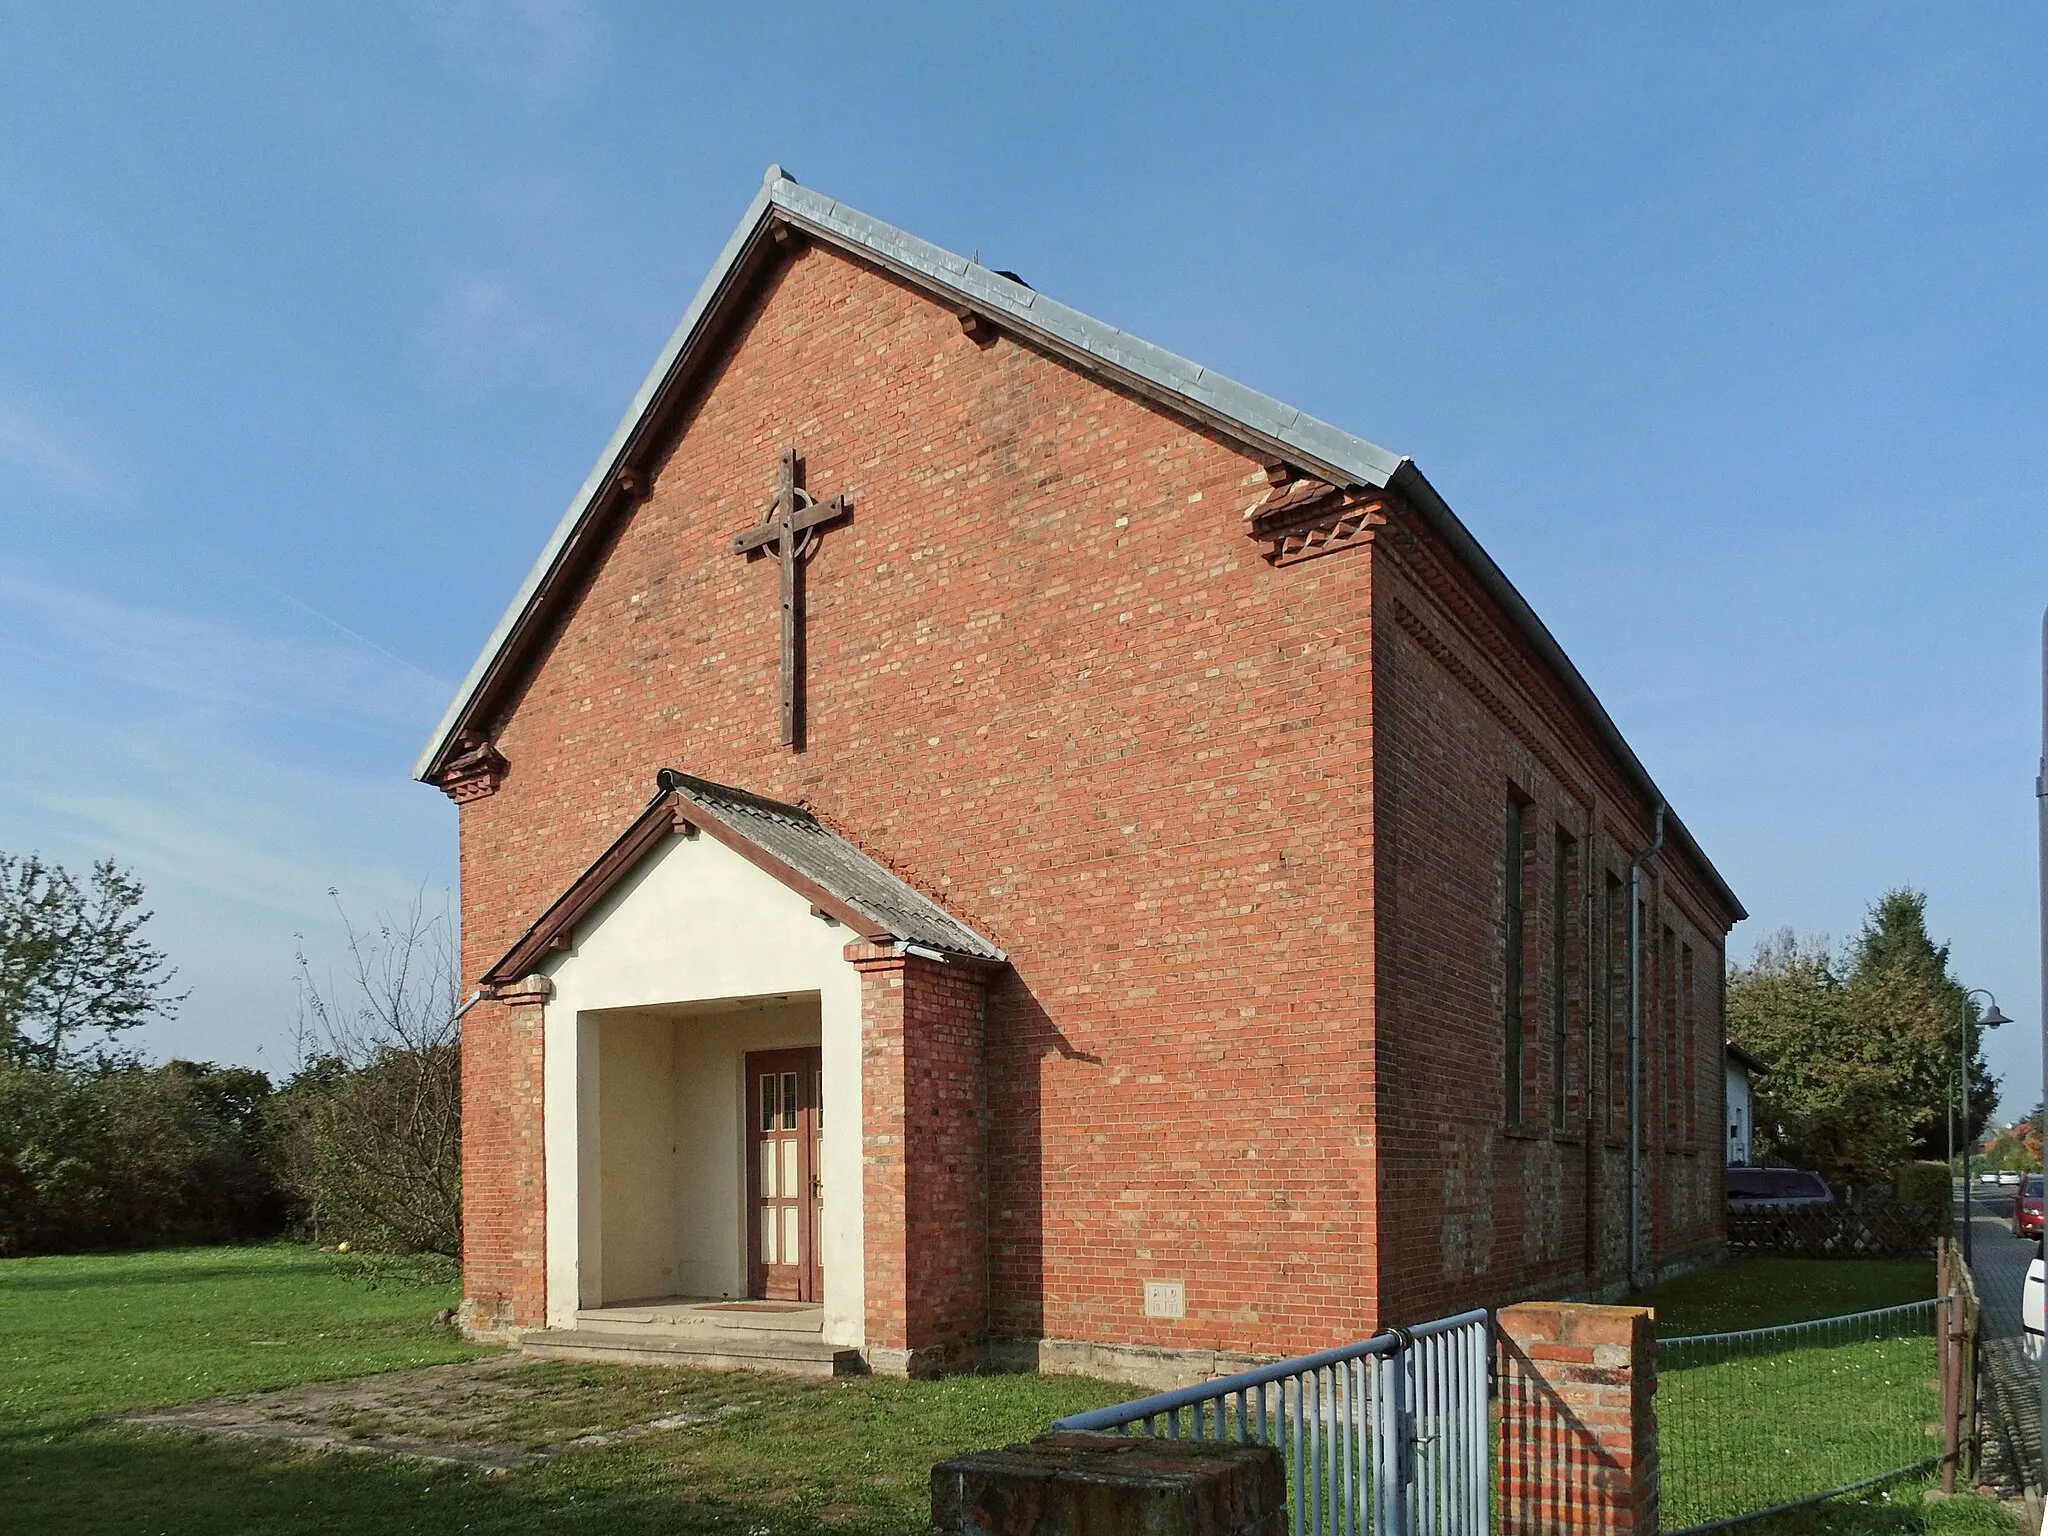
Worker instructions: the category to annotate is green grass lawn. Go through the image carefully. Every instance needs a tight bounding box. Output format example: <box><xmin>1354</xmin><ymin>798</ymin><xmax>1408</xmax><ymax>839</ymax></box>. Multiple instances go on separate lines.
<box><xmin>0</xmin><ymin>1243</ymin><xmax>1131</xmax><ymax>1535</ymax></box>
<box><xmin>1632</xmin><ymin>1258</ymin><xmax>2015</xmax><ymax>1536</ymax></box>
<box><xmin>5</xmin><ymin>1245</ymin><xmax>2023</xmax><ymax>1536</ymax></box>
<box><xmin>1636</xmin><ymin>1258</ymin><xmax>1940</xmax><ymax>1337</ymax></box>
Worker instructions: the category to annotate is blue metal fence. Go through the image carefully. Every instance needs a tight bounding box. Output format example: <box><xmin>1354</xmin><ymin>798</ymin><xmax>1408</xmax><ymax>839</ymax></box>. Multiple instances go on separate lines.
<box><xmin>1051</xmin><ymin>1308</ymin><xmax>1491</xmax><ymax>1536</ymax></box>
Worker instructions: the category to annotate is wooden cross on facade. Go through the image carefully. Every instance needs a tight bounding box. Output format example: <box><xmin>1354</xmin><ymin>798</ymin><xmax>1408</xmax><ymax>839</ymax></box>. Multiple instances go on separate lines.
<box><xmin>729</xmin><ymin>448</ymin><xmax>849</xmax><ymax>747</ymax></box>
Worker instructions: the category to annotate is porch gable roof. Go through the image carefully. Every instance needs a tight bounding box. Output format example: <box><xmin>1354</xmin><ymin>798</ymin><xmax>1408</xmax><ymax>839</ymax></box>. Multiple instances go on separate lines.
<box><xmin>482</xmin><ymin>770</ymin><xmax>1006</xmax><ymax>986</ymax></box>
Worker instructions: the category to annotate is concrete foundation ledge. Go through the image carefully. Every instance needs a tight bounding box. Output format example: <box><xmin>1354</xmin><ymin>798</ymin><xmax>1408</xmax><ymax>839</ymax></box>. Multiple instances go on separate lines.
<box><xmin>864</xmin><ymin>1342</ymin><xmax>976</xmax><ymax>1378</ymax></box>
<box><xmin>984</xmin><ymin>1337</ymin><xmax>1282</xmax><ymax>1391</ymax></box>
<box><xmin>932</xmin><ymin>1431</ymin><xmax>1285</xmax><ymax>1536</ymax></box>
<box><xmin>456</xmin><ymin>1296</ymin><xmax>529</xmax><ymax>1345</ymax></box>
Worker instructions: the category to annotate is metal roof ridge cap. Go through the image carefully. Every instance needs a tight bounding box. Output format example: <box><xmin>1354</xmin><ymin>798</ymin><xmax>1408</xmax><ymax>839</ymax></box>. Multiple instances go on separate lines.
<box><xmin>415</xmin><ymin>179</ymin><xmax>780</xmax><ymax>781</ymax></box>
<box><xmin>769</xmin><ymin>185</ymin><xmax>1402</xmax><ymax>492</ymax></box>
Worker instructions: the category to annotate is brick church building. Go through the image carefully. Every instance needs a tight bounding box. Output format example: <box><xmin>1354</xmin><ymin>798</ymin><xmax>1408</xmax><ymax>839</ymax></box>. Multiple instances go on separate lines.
<box><xmin>417</xmin><ymin>168</ymin><xmax>1744</xmax><ymax>1381</ymax></box>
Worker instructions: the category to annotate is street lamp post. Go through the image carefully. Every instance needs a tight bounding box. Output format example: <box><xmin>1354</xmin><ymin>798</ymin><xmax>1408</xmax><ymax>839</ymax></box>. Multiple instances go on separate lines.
<box><xmin>2034</xmin><ymin>603</ymin><xmax>2048</xmax><ymax>1490</ymax></box>
<box><xmin>1957</xmin><ymin>989</ymin><xmax>2010</xmax><ymax>1266</ymax></box>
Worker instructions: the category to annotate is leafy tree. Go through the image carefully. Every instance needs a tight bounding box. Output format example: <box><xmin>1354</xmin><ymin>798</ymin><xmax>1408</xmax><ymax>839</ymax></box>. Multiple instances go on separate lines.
<box><xmin>1979</xmin><ymin>1106</ymin><xmax>2043</xmax><ymax>1173</ymax></box>
<box><xmin>0</xmin><ymin>1060</ymin><xmax>286</xmax><ymax>1255</ymax></box>
<box><xmin>1727</xmin><ymin>888</ymin><xmax>1999</xmax><ymax>1184</ymax></box>
<box><xmin>0</xmin><ymin>852</ymin><xmax>184</xmax><ymax>1072</ymax></box>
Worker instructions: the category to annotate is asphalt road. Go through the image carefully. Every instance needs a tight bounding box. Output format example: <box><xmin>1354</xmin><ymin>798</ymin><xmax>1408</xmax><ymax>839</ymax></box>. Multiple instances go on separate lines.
<box><xmin>1958</xmin><ymin>1179</ymin><xmax>2040</xmax><ymax>1499</ymax></box>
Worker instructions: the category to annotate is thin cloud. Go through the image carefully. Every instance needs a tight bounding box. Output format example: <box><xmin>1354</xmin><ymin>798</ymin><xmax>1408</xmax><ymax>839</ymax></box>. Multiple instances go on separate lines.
<box><xmin>0</xmin><ymin>380</ymin><xmax>129</xmax><ymax>509</ymax></box>
<box><xmin>0</xmin><ymin>568</ymin><xmax>447</xmax><ymax>738</ymax></box>
<box><xmin>420</xmin><ymin>0</ymin><xmax>602</xmax><ymax>108</ymax></box>
<box><xmin>421</xmin><ymin>273</ymin><xmax>575</xmax><ymax>394</ymax></box>
<box><xmin>0</xmin><ymin>699</ymin><xmax>454</xmax><ymax>1069</ymax></box>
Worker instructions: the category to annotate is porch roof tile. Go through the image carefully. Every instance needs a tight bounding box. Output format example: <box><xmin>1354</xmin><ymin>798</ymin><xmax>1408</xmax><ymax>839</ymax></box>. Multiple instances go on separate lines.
<box><xmin>481</xmin><ymin>770</ymin><xmax>1004</xmax><ymax>987</ymax></box>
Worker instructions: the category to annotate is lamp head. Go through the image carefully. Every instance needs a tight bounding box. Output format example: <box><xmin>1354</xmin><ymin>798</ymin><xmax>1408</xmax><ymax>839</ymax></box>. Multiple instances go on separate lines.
<box><xmin>1983</xmin><ymin>1002</ymin><xmax>2013</xmax><ymax>1028</ymax></box>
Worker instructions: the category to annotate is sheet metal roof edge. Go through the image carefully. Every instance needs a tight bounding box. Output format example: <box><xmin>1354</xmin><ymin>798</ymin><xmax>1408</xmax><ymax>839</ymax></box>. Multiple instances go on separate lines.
<box><xmin>1726</xmin><ymin>1041</ymin><xmax>1770</xmax><ymax>1076</ymax></box>
<box><xmin>414</xmin><ymin>165</ymin><xmax>1409</xmax><ymax>783</ymax></box>
<box><xmin>413</xmin><ymin>167</ymin><xmax>1743</xmax><ymax>926</ymax></box>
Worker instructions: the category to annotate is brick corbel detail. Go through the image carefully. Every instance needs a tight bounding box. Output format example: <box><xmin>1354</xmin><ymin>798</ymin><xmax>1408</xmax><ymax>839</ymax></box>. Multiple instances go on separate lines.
<box><xmin>436</xmin><ymin>738</ymin><xmax>509</xmax><ymax>804</ymax></box>
<box><xmin>1496</xmin><ymin>1303</ymin><xmax>1658</xmax><ymax>1536</ymax></box>
<box><xmin>1242</xmin><ymin>470</ymin><xmax>1391</xmax><ymax>567</ymax></box>
<box><xmin>490</xmin><ymin>974</ymin><xmax>554</xmax><ymax>1006</ymax></box>
<box><xmin>850</xmin><ymin>940</ymin><xmax>989</xmax><ymax>1376</ymax></box>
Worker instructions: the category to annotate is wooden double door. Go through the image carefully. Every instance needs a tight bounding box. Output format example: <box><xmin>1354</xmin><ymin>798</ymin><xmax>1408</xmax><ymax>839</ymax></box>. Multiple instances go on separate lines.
<box><xmin>746</xmin><ymin>1047</ymin><xmax>823</xmax><ymax>1301</ymax></box>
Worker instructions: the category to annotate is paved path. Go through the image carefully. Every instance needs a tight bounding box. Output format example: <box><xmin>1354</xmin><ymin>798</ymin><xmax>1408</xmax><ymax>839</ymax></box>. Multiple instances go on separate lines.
<box><xmin>1957</xmin><ymin>1179</ymin><xmax>2041</xmax><ymax>1502</ymax></box>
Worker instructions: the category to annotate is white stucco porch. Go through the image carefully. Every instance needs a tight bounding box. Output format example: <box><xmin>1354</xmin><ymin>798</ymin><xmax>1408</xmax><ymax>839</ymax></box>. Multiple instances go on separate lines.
<box><xmin>536</xmin><ymin>829</ymin><xmax>868</xmax><ymax>1349</ymax></box>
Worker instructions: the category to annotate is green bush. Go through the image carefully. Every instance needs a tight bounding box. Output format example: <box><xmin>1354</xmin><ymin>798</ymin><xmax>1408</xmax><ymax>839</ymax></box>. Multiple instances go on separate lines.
<box><xmin>0</xmin><ymin>1061</ymin><xmax>287</xmax><ymax>1255</ymax></box>
<box><xmin>264</xmin><ymin>1045</ymin><xmax>461</xmax><ymax>1257</ymax></box>
<box><xmin>1894</xmin><ymin>1159</ymin><xmax>1953</xmax><ymax>1220</ymax></box>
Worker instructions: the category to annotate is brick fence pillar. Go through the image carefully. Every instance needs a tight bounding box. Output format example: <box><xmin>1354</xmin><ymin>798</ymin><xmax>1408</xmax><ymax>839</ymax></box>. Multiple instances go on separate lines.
<box><xmin>1496</xmin><ymin>1302</ymin><xmax>1657</xmax><ymax>1536</ymax></box>
<box><xmin>933</xmin><ymin>1432</ymin><xmax>1284</xmax><ymax>1536</ymax></box>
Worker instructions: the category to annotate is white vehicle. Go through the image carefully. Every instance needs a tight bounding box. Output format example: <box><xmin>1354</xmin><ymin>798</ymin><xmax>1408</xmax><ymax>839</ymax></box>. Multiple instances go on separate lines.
<box><xmin>2027</xmin><ymin>1248</ymin><xmax>2044</xmax><ymax>1364</ymax></box>
<box><xmin>2002</xmin><ymin>1170</ymin><xmax>2024</xmax><ymax>1186</ymax></box>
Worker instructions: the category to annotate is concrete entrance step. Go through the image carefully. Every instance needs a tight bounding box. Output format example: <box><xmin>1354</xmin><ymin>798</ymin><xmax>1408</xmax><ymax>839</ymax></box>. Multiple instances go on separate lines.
<box><xmin>573</xmin><ymin>1300</ymin><xmax>824</xmax><ymax>1338</ymax></box>
<box><xmin>520</xmin><ymin>1325</ymin><xmax>862</xmax><ymax>1378</ymax></box>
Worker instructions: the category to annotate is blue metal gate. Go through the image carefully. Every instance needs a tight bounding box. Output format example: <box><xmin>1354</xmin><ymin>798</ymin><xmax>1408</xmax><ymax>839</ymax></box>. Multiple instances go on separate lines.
<box><xmin>1051</xmin><ymin>1308</ymin><xmax>1491</xmax><ymax>1536</ymax></box>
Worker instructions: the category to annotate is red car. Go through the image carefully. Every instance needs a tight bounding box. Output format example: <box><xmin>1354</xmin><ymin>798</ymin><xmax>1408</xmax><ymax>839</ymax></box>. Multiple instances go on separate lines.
<box><xmin>2014</xmin><ymin>1175</ymin><xmax>2043</xmax><ymax>1239</ymax></box>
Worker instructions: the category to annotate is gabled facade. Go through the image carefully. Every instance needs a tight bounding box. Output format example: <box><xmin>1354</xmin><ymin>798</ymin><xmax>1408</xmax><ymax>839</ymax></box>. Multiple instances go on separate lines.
<box><xmin>421</xmin><ymin>168</ymin><xmax>1743</xmax><ymax>1380</ymax></box>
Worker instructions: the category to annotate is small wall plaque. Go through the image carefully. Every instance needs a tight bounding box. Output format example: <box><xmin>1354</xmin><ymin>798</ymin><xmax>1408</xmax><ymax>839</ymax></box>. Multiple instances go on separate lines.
<box><xmin>1143</xmin><ymin>1280</ymin><xmax>1185</xmax><ymax>1320</ymax></box>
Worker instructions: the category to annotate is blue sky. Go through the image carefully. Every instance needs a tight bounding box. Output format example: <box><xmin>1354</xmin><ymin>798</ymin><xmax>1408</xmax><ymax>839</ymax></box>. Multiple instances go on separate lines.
<box><xmin>2</xmin><ymin>4</ymin><xmax>2044</xmax><ymax>1104</ymax></box>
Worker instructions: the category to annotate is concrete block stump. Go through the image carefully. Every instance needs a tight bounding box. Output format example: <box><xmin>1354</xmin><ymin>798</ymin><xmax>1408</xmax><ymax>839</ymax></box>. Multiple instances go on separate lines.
<box><xmin>931</xmin><ymin>1431</ymin><xmax>1285</xmax><ymax>1536</ymax></box>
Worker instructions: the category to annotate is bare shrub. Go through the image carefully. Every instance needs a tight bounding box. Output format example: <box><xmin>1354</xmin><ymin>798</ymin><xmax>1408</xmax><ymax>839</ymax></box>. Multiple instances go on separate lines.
<box><xmin>276</xmin><ymin>892</ymin><xmax>462</xmax><ymax>1257</ymax></box>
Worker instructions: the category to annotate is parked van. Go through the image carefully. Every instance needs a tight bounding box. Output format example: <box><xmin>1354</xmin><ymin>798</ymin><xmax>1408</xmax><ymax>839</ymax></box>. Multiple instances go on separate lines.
<box><xmin>1726</xmin><ymin>1166</ymin><xmax>1833</xmax><ymax>1212</ymax></box>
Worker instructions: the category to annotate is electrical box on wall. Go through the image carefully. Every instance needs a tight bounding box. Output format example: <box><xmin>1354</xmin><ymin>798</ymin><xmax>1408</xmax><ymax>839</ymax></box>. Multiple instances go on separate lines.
<box><xmin>1143</xmin><ymin>1280</ymin><xmax>1185</xmax><ymax>1319</ymax></box>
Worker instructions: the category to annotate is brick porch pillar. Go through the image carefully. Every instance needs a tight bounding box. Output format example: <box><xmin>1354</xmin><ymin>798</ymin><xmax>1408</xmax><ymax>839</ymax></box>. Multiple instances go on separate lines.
<box><xmin>1496</xmin><ymin>1302</ymin><xmax>1658</xmax><ymax>1536</ymax></box>
<box><xmin>850</xmin><ymin>941</ymin><xmax>990</xmax><ymax>1376</ymax></box>
<box><xmin>458</xmin><ymin>975</ymin><xmax>550</xmax><ymax>1339</ymax></box>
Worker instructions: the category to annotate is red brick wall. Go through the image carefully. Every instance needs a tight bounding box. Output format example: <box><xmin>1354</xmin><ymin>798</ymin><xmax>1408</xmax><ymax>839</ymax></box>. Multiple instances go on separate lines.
<box><xmin>453</xmin><ymin>240</ymin><xmax>1379</xmax><ymax>1351</ymax></box>
<box><xmin>1369</xmin><ymin>534</ymin><xmax>1731</xmax><ymax>1325</ymax></box>
<box><xmin>448</xmin><ymin>232</ymin><xmax>1733</xmax><ymax>1347</ymax></box>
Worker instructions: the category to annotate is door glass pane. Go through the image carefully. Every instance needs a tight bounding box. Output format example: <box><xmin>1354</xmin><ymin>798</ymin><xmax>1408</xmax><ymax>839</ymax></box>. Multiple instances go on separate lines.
<box><xmin>781</xmin><ymin>1072</ymin><xmax>797</xmax><ymax>1129</ymax></box>
<box><xmin>760</xmin><ymin>1138</ymin><xmax>777</xmax><ymax>1198</ymax></box>
<box><xmin>782</xmin><ymin>1204</ymin><xmax>799</xmax><ymax>1263</ymax></box>
<box><xmin>814</xmin><ymin>1137</ymin><xmax>822</xmax><ymax>1200</ymax></box>
<box><xmin>815</xmin><ymin>1069</ymin><xmax>823</xmax><ymax>1128</ymax></box>
<box><xmin>761</xmin><ymin>1205</ymin><xmax>776</xmax><ymax>1265</ymax></box>
<box><xmin>760</xmin><ymin>1074</ymin><xmax>776</xmax><ymax>1133</ymax></box>
<box><xmin>780</xmin><ymin>1139</ymin><xmax>798</xmax><ymax>1198</ymax></box>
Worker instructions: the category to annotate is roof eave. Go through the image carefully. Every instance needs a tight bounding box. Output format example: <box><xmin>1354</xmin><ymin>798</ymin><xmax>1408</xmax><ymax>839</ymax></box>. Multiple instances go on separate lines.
<box><xmin>1386</xmin><ymin>461</ymin><xmax>1746</xmax><ymax>926</ymax></box>
<box><xmin>414</xmin><ymin>173</ymin><xmax>786</xmax><ymax>783</ymax></box>
<box><xmin>480</xmin><ymin>781</ymin><xmax>1006</xmax><ymax>985</ymax></box>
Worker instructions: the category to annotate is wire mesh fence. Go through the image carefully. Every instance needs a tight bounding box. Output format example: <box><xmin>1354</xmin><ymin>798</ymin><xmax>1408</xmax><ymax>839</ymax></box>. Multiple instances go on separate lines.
<box><xmin>1658</xmin><ymin>1297</ymin><xmax>1947</xmax><ymax>1534</ymax></box>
